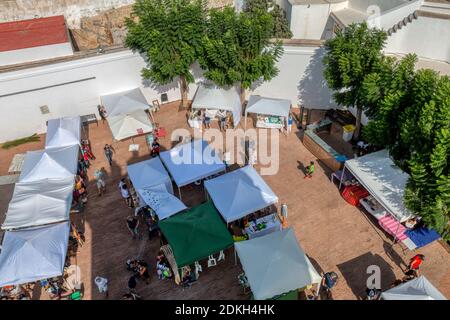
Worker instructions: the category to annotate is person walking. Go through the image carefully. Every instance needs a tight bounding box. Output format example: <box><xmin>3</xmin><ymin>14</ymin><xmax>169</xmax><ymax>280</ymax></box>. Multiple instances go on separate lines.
<box><xmin>93</xmin><ymin>167</ymin><xmax>106</xmax><ymax>196</ymax></box>
<box><xmin>126</xmin><ymin>216</ymin><xmax>140</xmax><ymax>239</ymax></box>
<box><xmin>218</xmin><ymin>110</ymin><xmax>227</xmax><ymax>132</ymax></box>
<box><xmin>121</xmin><ymin>184</ymin><xmax>133</xmax><ymax>207</ymax></box>
<box><xmin>94</xmin><ymin>276</ymin><xmax>108</xmax><ymax>298</ymax></box>
<box><xmin>103</xmin><ymin>144</ymin><xmax>115</xmax><ymax>166</ymax></box>
<box><xmin>407</xmin><ymin>254</ymin><xmax>425</xmax><ymax>273</ymax></box>
<box><xmin>304</xmin><ymin>161</ymin><xmax>315</xmax><ymax>179</ymax></box>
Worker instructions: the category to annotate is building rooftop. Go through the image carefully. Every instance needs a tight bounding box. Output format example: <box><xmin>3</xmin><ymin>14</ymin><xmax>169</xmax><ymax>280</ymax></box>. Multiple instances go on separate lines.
<box><xmin>288</xmin><ymin>0</ymin><xmax>346</xmax><ymax>5</ymax></box>
<box><xmin>0</xmin><ymin>15</ymin><xmax>69</xmax><ymax>53</ymax></box>
<box><xmin>331</xmin><ymin>7</ymin><xmax>369</xmax><ymax>27</ymax></box>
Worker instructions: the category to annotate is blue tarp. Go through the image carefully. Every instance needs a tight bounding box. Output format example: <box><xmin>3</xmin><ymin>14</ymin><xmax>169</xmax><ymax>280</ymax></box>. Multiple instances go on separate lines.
<box><xmin>405</xmin><ymin>227</ymin><xmax>440</xmax><ymax>248</ymax></box>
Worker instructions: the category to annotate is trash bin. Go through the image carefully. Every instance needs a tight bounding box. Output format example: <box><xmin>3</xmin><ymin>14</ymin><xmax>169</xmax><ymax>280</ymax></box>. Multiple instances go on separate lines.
<box><xmin>342</xmin><ymin>124</ymin><xmax>356</xmax><ymax>142</ymax></box>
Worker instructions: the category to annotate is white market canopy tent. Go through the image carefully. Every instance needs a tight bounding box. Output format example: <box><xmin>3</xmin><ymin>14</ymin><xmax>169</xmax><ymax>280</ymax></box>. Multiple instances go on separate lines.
<box><xmin>344</xmin><ymin>149</ymin><xmax>414</xmax><ymax>222</ymax></box>
<box><xmin>107</xmin><ymin>109</ymin><xmax>153</xmax><ymax>141</ymax></box>
<box><xmin>245</xmin><ymin>95</ymin><xmax>292</xmax><ymax>129</ymax></box>
<box><xmin>45</xmin><ymin>116</ymin><xmax>81</xmax><ymax>148</ymax></box>
<box><xmin>204</xmin><ymin>165</ymin><xmax>278</xmax><ymax>223</ymax></box>
<box><xmin>235</xmin><ymin>228</ymin><xmax>322</xmax><ymax>300</ymax></box>
<box><xmin>0</xmin><ymin>222</ymin><xmax>70</xmax><ymax>287</ymax></box>
<box><xmin>381</xmin><ymin>276</ymin><xmax>447</xmax><ymax>300</ymax></box>
<box><xmin>19</xmin><ymin>145</ymin><xmax>79</xmax><ymax>183</ymax></box>
<box><xmin>101</xmin><ymin>88</ymin><xmax>150</xmax><ymax>117</ymax></box>
<box><xmin>127</xmin><ymin>157</ymin><xmax>174</xmax><ymax>194</ymax></box>
<box><xmin>159</xmin><ymin>139</ymin><xmax>226</xmax><ymax>189</ymax></box>
<box><xmin>137</xmin><ymin>184</ymin><xmax>187</xmax><ymax>220</ymax></box>
<box><xmin>127</xmin><ymin>158</ymin><xmax>187</xmax><ymax>219</ymax></box>
<box><xmin>192</xmin><ymin>85</ymin><xmax>242</xmax><ymax>127</ymax></box>
<box><xmin>2</xmin><ymin>177</ymin><xmax>74</xmax><ymax>230</ymax></box>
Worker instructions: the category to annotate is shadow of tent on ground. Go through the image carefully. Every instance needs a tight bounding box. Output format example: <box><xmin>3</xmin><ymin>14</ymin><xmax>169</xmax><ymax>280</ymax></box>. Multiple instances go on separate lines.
<box><xmin>337</xmin><ymin>252</ymin><xmax>397</xmax><ymax>300</ymax></box>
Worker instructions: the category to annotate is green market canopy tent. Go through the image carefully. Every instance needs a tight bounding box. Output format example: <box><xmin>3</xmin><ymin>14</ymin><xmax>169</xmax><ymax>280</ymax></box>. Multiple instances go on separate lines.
<box><xmin>159</xmin><ymin>201</ymin><xmax>233</xmax><ymax>267</ymax></box>
<box><xmin>235</xmin><ymin>228</ymin><xmax>322</xmax><ymax>300</ymax></box>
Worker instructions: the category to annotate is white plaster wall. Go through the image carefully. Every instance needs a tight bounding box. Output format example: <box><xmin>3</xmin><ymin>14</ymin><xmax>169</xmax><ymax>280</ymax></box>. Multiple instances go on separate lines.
<box><xmin>348</xmin><ymin>0</ymin><xmax>410</xmax><ymax>14</ymax></box>
<box><xmin>0</xmin><ymin>43</ymin><xmax>74</xmax><ymax>67</ymax></box>
<box><xmin>370</xmin><ymin>0</ymin><xmax>423</xmax><ymax>30</ymax></box>
<box><xmin>384</xmin><ymin>16</ymin><xmax>450</xmax><ymax>63</ymax></box>
<box><xmin>251</xmin><ymin>45</ymin><xmax>336</xmax><ymax>110</ymax></box>
<box><xmin>0</xmin><ymin>50</ymin><xmax>181</xmax><ymax>142</ymax></box>
<box><xmin>0</xmin><ymin>45</ymin><xmax>337</xmax><ymax>142</ymax></box>
<box><xmin>290</xmin><ymin>2</ymin><xmax>347</xmax><ymax>39</ymax></box>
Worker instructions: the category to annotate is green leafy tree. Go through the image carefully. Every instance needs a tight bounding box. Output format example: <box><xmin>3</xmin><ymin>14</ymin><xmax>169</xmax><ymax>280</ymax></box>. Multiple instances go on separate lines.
<box><xmin>243</xmin><ymin>0</ymin><xmax>292</xmax><ymax>39</ymax></box>
<box><xmin>199</xmin><ymin>6</ymin><xmax>283</xmax><ymax>103</ymax></box>
<box><xmin>362</xmin><ymin>59</ymin><xmax>450</xmax><ymax>239</ymax></box>
<box><xmin>125</xmin><ymin>0</ymin><xmax>207</xmax><ymax>108</ymax></box>
<box><xmin>323</xmin><ymin>22</ymin><xmax>387</xmax><ymax>139</ymax></box>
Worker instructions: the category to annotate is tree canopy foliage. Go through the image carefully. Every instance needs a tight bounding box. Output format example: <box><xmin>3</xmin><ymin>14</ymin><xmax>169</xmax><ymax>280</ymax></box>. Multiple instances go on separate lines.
<box><xmin>243</xmin><ymin>0</ymin><xmax>292</xmax><ymax>39</ymax></box>
<box><xmin>125</xmin><ymin>0</ymin><xmax>207</xmax><ymax>107</ymax></box>
<box><xmin>362</xmin><ymin>54</ymin><xmax>450</xmax><ymax>239</ymax></box>
<box><xmin>199</xmin><ymin>6</ymin><xmax>283</xmax><ymax>101</ymax></box>
<box><xmin>323</xmin><ymin>22</ymin><xmax>387</xmax><ymax>138</ymax></box>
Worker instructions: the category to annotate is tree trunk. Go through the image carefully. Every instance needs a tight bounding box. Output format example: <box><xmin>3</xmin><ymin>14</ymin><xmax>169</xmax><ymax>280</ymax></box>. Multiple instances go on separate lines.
<box><xmin>240</xmin><ymin>84</ymin><xmax>246</xmax><ymax>106</ymax></box>
<box><xmin>354</xmin><ymin>106</ymin><xmax>363</xmax><ymax>140</ymax></box>
<box><xmin>179</xmin><ymin>75</ymin><xmax>189</xmax><ymax>110</ymax></box>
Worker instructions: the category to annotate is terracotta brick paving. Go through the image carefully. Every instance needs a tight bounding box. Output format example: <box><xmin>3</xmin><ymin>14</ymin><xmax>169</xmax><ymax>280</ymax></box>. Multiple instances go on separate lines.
<box><xmin>0</xmin><ymin>101</ymin><xmax>449</xmax><ymax>300</ymax></box>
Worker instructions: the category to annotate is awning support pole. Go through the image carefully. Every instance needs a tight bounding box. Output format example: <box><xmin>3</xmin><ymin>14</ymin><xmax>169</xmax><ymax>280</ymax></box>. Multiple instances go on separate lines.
<box><xmin>339</xmin><ymin>165</ymin><xmax>346</xmax><ymax>190</ymax></box>
<box><xmin>178</xmin><ymin>186</ymin><xmax>182</xmax><ymax>201</ymax></box>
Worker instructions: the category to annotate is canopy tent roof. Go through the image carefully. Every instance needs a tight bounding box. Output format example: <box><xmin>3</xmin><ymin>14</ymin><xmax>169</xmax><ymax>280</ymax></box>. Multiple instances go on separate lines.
<box><xmin>158</xmin><ymin>201</ymin><xmax>233</xmax><ymax>267</ymax></box>
<box><xmin>235</xmin><ymin>228</ymin><xmax>322</xmax><ymax>300</ymax></box>
<box><xmin>2</xmin><ymin>177</ymin><xmax>74</xmax><ymax>230</ymax></box>
<box><xmin>0</xmin><ymin>222</ymin><xmax>70</xmax><ymax>287</ymax></box>
<box><xmin>246</xmin><ymin>95</ymin><xmax>291</xmax><ymax>118</ymax></box>
<box><xmin>137</xmin><ymin>184</ymin><xmax>187</xmax><ymax>220</ymax></box>
<box><xmin>344</xmin><ymin>149</ymin><xmax>414</xmax><ymax>222</ymax></box>
<box><xmin>191</xmin><ymin>85</ymin><xmax>242</xmax><ymax>126</ymax></box>
<box><xmin>101</xmin><ymin>87</ymin><xmax>149</xmax><ymax>117</ymax></box>
<box><xmin>45</xmin><ymin>116</ymin><xmax>81</xmax><ymax>148</ymax></box>
<box><xmin>127</xmin><ymin>157</ymin><xmax>173</xmax><ymax>194</ymax></box>
<box><xmin>19</xmin><ymin>145</ymin><xmax>78</xmax><ymax>183</ymax></box>
<box><xmin>107</xmin><ymin>109</ymin><xmax>153</xmax><ymax>141</ymax></box>
<box><xmin>159</xmin><ymin>139</ymin><xmax>226</xmax><ymax>187</ymax></box>
<box><xmin>381</xmin><ymin>276</ymin><xmax>447</xmax><ymax>300</ymax></box>
<box><xmin>204</xmin><ymin>165</ymin><xmax>278</xmax><ymax>223</ymax></box>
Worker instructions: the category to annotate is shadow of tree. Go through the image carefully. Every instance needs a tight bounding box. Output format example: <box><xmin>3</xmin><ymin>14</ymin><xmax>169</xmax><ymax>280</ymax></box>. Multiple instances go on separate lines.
<box><xmin>297</xmin><ymin>47</ymin><xmax>337</xmax><ymax>110</ymax></box>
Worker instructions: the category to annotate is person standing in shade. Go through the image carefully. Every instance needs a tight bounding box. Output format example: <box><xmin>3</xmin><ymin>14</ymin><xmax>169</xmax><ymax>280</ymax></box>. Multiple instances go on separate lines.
<box><xmin>218</xmin><ymin>110</ymin><xmax>227</xmax><ymax>132</ymax></box>
<box><xmin>304</xmin><ymin>161</ymin><xmax>315</xmax><ymax>179</ymax></box>
<box><xmin>103</xmin><ymin>144</ymin><xmax>115</xmax><ymax>166</ymax></box>
<box><xmin>121</xmin><ymin>184</ymin><xmax>133</xmax><ymax>207</ymax></box>
<box><xmin>126</xmin><ymin>215</ymin><xmax>140</xmax><ymax>239</ymax></box>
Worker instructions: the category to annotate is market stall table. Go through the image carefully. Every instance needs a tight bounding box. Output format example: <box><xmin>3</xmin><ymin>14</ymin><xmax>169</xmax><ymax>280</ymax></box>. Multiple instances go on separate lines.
<box><xmin>244</xmin><ymin>213</ymin><xmax>282</xmax><ymax>239</ymax></box>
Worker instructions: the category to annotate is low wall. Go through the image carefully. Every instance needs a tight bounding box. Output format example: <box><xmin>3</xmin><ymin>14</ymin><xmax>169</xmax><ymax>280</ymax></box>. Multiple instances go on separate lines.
<box><xmin>303</xmin><ymin>130</ymin><xmax>344</xmax><ymax>172</ymax></box>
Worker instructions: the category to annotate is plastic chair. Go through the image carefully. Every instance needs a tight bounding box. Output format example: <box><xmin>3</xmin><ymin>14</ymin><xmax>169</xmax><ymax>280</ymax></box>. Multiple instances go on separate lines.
<box><xmin>207</xmin><ymin>255</ymin><xmax>217</xmax><ymax>267</ymax></box>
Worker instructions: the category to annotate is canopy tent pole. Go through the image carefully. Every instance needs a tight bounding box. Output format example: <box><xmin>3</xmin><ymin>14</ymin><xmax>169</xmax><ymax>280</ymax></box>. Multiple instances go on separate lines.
<box><xmin>299</xmin><ymin>106</ymin><xmax>304</xmax><ymax>129</ymax></box>
<box><xmin>178</xmin><ymin>186</ymin><xmax>182</xmax><ymax>201</ymax></box>
<box><xmin>149</xmin><ymin>109</ymin><xmax>155</xmax><ymax>123</ymax></box>
<box><xmin>389</xmin><ymin>213</ymin><xmax>402</xmax><ymax>251</ymax></box>
<box><xmin>339</xmin><ymin>165</ymin><xmax>346</xmax><ymax>190</ymax></box>
<box><xmin>244</xmin><ymin>112</ymin><xmax>247</xmax><ymax>131</ymax></box>
<box><xmin>315</xmin><ymin>281</ymin><xmax>321</xmax><ymax>297</ymax></box>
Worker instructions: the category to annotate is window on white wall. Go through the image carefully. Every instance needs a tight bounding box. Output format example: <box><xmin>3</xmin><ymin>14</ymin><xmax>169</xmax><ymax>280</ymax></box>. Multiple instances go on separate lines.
<box><xmin>39</xmin><ymin>105</ymin><xmax>50</xmax><ymax>114</ymax></box>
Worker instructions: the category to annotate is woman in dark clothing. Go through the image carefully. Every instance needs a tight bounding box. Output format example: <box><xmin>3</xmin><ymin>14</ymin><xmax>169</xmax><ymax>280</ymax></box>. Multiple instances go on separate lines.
<box><xmin>104</xmin><ymin>144</ymin><xmax>115</xmax><ymax>166</ymax></box>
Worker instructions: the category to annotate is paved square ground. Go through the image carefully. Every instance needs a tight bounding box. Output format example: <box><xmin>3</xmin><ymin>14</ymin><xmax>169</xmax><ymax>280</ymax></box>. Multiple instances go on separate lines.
<box><xmin>0</xmin><ymin>101</ymin><xmax>448</xmax><ymax>300</ymax></box>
